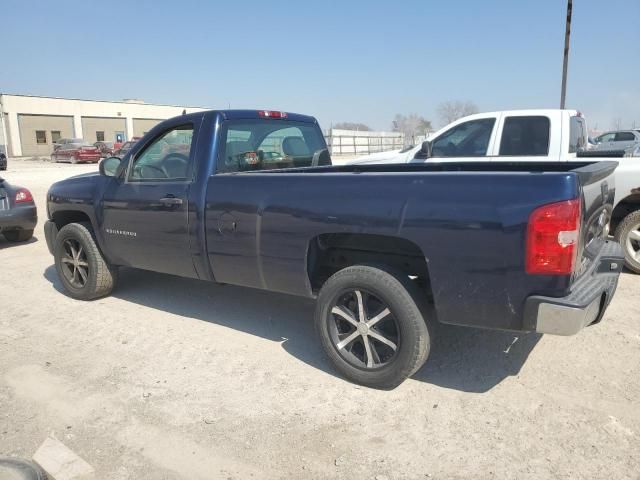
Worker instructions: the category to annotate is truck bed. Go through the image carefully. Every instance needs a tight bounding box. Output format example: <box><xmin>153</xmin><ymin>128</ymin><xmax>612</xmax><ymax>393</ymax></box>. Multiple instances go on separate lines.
<box><xmin>205</xmin><ymin>160</ymin><xmax>617</xmax><ymax>332</ymax></box>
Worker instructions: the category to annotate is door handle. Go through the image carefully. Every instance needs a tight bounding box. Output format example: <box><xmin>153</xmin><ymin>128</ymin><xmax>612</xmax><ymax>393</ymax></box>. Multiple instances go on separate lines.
<box><xmin>159</xmin><ymin>196</ymin><xmax>183</xmax><ymax>206</ymax></box>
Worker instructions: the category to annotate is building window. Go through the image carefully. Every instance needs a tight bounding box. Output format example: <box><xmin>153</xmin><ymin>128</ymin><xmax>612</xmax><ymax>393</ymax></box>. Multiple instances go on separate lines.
<box><xmin>36</xmin><ymin>130</ymin><xmax>47</xmax><ymax>144</ymax></box>
<box><xmin>96</xmin><ymin>131</ymin><xmax>105</xmax><ymax>142</ymax></box>
<box><xmin>51</xmin><ymin>131</ymin><xmax>61</xmax><ymax>143</ymax></box>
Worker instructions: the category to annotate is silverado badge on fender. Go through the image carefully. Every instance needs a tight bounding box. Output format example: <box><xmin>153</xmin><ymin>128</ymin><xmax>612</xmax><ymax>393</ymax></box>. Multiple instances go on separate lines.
<box><xmin>105</xmin><ymin>228</ymin><xmax>137</xmax><ymax>237</ymax></box>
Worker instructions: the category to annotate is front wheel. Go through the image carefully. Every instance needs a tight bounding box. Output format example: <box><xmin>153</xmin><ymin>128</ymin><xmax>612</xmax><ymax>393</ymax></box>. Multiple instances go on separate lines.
<box><xmin>70</xmin><ymin>156</ymin><xmax>78</xmax><ymax>164</ymax></box>
<box><xmin>315</xmin><ymin>265</ymin><xmax>432</xmax><ymax>389</ymax></box>
<box><xmin>614</xmin><ymin>210</ymin><xmax>640</xmax><ymax>273</ymax></box>
<box><xmin>54</xmin><ymin>222</ymin><xmax>118</xmax><ymax>300</ymax></box>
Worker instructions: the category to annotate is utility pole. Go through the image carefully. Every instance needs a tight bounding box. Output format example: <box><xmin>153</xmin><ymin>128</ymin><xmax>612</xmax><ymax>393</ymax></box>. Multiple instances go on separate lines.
<box><xmin>560</xmin><ymin>0</ymin><xmax>573</xmax><ymax>109</ymax></box>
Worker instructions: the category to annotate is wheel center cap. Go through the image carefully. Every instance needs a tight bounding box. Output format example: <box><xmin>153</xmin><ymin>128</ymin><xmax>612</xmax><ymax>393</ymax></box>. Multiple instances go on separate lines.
<box><xmin>357</xmin><ymin>323</ymin><xmax>369</xmax><ymax>335</ymax></box>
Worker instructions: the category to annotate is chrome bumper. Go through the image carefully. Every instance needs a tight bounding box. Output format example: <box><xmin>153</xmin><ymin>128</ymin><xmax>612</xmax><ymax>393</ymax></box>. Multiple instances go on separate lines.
<box><xmin>524</xmin><ymin>241</ymin><xmax>624</xmax><ymax>336</ymax></box>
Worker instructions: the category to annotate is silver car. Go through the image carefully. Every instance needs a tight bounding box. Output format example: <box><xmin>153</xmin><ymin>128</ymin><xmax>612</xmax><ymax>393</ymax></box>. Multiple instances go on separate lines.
<box><xmin>592</xmin><ymin>130</ymin><xmax>640</xmax><ymax>152</ymax></box>
<box><xmin>625</xmin><ymin>143</ymin><xmax>640</xmax><ymax>157</ymax></box>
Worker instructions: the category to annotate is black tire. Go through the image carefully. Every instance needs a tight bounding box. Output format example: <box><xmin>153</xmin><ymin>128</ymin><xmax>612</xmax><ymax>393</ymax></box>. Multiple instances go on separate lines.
<box><xmin>54</xmin><ymin>222</ymin><xmax>118</xmax><ymax>300</ymax></box>
<box><xmin>614</xmin><ymin>210</ymin><xmax>640</xmax><ymax>273</ymax></box>
<box><xmin>3</xmin><ymin>229</ymin><xmax>33</xmax><ymax>242</ymax></box>
<box><xmin>0</xmin><ymin>456</ymin><xmax>47</xmax><ymax>480</ymax></box>
<box><xmin>315</xmin><ymin>265</ymin><xmax>432</xmax><ymax>389</ymax></box>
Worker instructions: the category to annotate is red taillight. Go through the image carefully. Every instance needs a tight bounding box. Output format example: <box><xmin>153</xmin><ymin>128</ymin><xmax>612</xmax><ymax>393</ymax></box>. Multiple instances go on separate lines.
<box><xmin>526</xmin><ymin>199</ymin><xmax>581</xmax><ymax>275</ymax></box>
<box><xmin>258</xmin><ymin>110</ymin><xmax>287</xmax><ymax>119</ymax></box>
<box><xmin>15</xmin><ymin>188</ymin><xmax>33</xmax><ymax>203</ymax></box>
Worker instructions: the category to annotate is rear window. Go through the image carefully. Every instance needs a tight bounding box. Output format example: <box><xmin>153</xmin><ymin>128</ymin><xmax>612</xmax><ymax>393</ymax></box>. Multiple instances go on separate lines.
<box><xmin>499</xmin><ymin>116</ymin><xmax>550</xmax><ymax>156</ymax></box>
<box><xmin>218</xmin><ymin>120</ymin><xmax>330</xmax><ymax>173</ymax></box>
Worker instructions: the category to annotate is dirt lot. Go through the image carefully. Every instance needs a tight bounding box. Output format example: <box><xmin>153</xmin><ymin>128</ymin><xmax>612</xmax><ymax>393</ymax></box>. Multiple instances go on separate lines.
<box><xmin>1</xmin><ymin>160</ymin><xmax>639</xmax><ymax>480</ymax></box>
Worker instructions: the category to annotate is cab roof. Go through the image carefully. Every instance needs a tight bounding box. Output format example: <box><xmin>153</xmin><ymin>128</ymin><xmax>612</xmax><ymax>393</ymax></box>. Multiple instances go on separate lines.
<box><xmin>218</xmin><ymin>110</ymin><xmax>318</xmax><ymax>124</ymax></box>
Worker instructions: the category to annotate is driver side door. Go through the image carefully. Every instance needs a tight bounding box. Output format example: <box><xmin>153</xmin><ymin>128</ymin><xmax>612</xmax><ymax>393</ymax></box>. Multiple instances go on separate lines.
<box><xmin>99</xmin><ymin>123</ymin><xmax>198</xmax><ymax>278</ymax></box>
<box><xmin>426</xmin><ymin>117</ymin><xmax>498</xmax><ymax>162</ymax></box>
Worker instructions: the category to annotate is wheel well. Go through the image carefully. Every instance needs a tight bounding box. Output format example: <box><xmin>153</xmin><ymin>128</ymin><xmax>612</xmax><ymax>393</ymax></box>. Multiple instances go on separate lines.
<box><xmin>307</xmin><ymin>233</ymin><xmax>432</xmax><ymax>295</ymax></box>
<box><xmin>51</xmin><ymin>210</ymin><xmax>92</xmax><ymax>230</ymax></box>
<box><xmin>611</xmin><ymin>194</ymin><xmax>640</xmax><ymax>233</ymax></box>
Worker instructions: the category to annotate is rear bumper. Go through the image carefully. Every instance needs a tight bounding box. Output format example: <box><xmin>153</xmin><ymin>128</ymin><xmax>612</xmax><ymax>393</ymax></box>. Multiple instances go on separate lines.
<box><xmin>0</xmin><ymin>204</ymin><xmax>37</xmax><ymax>232</ymax></box>
<box><xmin>524</xmin><ymin>241</ymin><xmax>624</xmax><ymax>336</ymax></box>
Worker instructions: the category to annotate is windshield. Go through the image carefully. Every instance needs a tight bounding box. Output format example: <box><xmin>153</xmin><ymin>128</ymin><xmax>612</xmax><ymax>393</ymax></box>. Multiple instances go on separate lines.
<box><xmin>219</xmin><ymin>120</ymin><xmax>330</xmax><ymax>172</ymax></box>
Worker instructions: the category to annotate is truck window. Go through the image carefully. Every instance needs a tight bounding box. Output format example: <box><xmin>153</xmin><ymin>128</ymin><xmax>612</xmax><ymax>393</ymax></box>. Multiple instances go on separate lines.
<box><xmin>499</xmin><ymin>116</ymin><xmax>550</xmax><ymax>156</ymax></box>
<box><xmin>431</xmin><ymin>118</ymin><xmax>495</xmax><ymax>157</ymax></box>
<box><xmin>129</xmin><ymin>125</ymin><xmax>194</xmax><ymax>181</ymax></box>
<box><xmin>569</xmin><ymin>116</ymin><xmax>587</xmax><ymax>153</ymax></box>
<box><xmin>219</xmin><ymin>120</ymin><xmax>330</xmax><ymax>172</ymax></box>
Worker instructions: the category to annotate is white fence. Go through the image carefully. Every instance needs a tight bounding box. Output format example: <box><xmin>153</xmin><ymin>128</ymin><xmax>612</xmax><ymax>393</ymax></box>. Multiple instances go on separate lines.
<box><xmin>324</xmin><ymin>129</ymin><xmax>405</xmax><ymax>156</ymax></box>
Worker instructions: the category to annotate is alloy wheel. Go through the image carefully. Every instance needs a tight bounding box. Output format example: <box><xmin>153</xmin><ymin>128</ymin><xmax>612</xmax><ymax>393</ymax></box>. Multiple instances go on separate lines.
<box><xmin>626</xmin><ymin>222</ymin><xmax>640</xmax><ymax>264</ymax></box>
<box><xmin>327</xmin><ymin>289</ymin><xmax>400</xmax><ymax>370</ymax></box>
<box><xmin>60</xmin><ymin>238</ymin><xmax>89</xmax><ymax>288</ymax></box>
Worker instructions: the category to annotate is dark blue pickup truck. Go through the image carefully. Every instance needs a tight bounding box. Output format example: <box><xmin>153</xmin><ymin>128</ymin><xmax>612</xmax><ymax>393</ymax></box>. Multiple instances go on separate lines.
<box><xmin>44</xmin><ymin>110</ymin><xmax>624</xmax><ymax>388</ymax></box>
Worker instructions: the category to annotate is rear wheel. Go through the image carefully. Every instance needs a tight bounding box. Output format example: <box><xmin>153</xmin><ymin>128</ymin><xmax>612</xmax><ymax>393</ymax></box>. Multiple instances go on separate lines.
<box><xmin>54</xmin><ymin>222</ymin><xmax>118</xmax><ymax>300</ymax></box>
<box><xmin>70</xmin><ymin>156</ymin><xmax>78</xmax><ymax>164</ymax></box>
<box><xmin>3</xmin><ymin>229</ymin><xmax>33</xmax><ymax>242</ymax></box>
<box><xmin>614</xmin><ymin>210</ymin><xmax>640</xmax><ymax>273</ymax></box>
<box><xmin>315</xmin><ymin>265</ymin><xmax>432</xmax><ymax>389</ymax></box>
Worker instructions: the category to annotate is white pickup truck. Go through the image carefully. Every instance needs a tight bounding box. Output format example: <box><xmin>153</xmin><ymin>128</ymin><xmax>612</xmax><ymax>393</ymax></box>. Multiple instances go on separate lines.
<box><xmin>352</xmin><ymin>109</ymin><xmax>640</xmax><ymax>273</ymax></box>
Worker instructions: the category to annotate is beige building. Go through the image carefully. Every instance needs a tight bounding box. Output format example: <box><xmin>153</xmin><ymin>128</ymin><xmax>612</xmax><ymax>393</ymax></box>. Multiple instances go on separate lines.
<box><xmin>0</xmin><ymin>94</ymin><xmax>208</xmax><ymax>157</ymax></box>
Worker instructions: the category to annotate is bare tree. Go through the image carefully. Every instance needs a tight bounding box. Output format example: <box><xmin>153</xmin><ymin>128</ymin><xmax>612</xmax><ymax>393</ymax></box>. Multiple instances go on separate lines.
<box><xmin>392</xmin><ymin>114</ymin><xmax>432</xmax><ymax>145</ymax></box>
<box><xmin>437</xmin><ymin>100</ymin><xmax>479</xmax><ymax>125</ymax></box>
<box><xmin>333</xmin><ymin>122</ymin><xmax>371</xmax><ymax>131</ymax></box>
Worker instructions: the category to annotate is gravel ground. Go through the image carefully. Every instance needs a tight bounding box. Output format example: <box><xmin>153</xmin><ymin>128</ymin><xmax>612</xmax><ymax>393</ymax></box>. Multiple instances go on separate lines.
<box><xmin>1</xmin><ymin>160</ymin><xmax>639</xmax><ymax>480</ymax></box>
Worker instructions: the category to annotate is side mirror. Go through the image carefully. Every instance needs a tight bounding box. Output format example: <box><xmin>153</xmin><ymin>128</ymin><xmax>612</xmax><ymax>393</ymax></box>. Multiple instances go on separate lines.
<box><xmin>414</xmin><ymin>140</ymin><xmax>432</xmax><ymax>160</ymax></box>
<box><xmin>99</xmin><ymin>156</ymin><xmax>122</xmax><ymax>177</ymax></box>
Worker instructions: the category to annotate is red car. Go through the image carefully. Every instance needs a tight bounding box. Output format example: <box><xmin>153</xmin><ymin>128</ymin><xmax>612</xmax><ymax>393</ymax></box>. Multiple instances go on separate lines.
<box><xmin>50</xmin><ymin>143</ymin><xmax>101</xmax><ymax>164</ymax></box>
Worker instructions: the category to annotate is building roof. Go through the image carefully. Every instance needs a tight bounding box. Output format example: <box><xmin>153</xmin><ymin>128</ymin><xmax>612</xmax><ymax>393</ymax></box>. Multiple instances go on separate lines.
<box><xmin>0</xmin><ymin>93</ymin><xmax>208</xmax><ymax>110</ymax></box>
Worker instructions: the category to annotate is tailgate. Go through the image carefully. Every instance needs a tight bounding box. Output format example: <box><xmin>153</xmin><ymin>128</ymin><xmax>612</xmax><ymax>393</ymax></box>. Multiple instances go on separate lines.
<box><xmin>573</xmin><ymin>161</ymin><xmax>618</xmax><ymax>279</ymax></box>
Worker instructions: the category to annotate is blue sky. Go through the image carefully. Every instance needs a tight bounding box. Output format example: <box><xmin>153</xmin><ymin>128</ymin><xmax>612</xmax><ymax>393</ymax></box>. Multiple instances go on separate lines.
<box><xmin>2</xmin><ymin>0</ymin><xmax>639</xmax><ymax>131</ymax></box>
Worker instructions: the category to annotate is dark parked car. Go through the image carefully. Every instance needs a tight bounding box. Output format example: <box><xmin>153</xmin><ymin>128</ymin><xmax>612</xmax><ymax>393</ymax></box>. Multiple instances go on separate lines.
<box><xmin>0</xmin><ymin>153</ymin><xmax>6</xmax><ymax>171</ymax></box>
<box><xmin>44</xmin><ymin>110</ymin><xmax>624</xmax><ymax>389</ymax></box>
<box><xmin>94</xmin><ymin>141</ymin><xmax>116</xmax><ymax>157</ymax></box>
<box><xmin>51</xmin><ymin>143</ymin><xmax>101</xmax><ymax>164</ymax></box>
<box><xmin>0</xmin><ymin>177</ymin><xmax>37</xmax><ymax>242</ymax></box>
